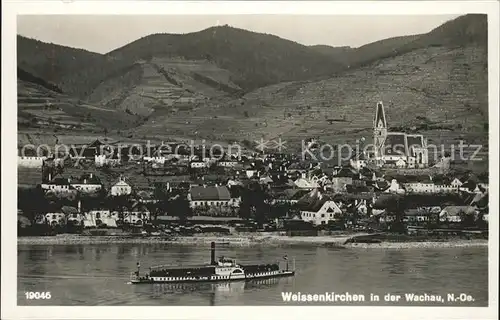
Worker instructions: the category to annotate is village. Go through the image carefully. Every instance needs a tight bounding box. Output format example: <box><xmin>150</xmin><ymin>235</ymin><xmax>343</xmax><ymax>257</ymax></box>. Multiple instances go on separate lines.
<box><xmin>17</xmin><ymin>102</ymin><xmax>489</xmax><ymax>239</ymax></box>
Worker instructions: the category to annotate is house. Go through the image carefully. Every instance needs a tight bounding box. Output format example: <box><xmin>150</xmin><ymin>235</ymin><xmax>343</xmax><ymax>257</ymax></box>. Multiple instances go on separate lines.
<box><xmin>18</xmin><ymin>156</ymin><xmax>47</xmax><ymax>168</ymax></box>
<box><xmin>245</xmin><ymin>169</ymin><xmax>257</xmax><ymax>178</ymax></box>
<box><xmin>403</xmin><ymin>209</ymin><xmax>431</xmax><ymax>223</ymax></box>
<box><xmin>330</xmin><ymin>167</ymin><xmax>357</xmax><ymax>193</ymax></box>
<box><xmin>300</xmin><ymin>195</ymin><xmax>343</xmax><ymax>226</ymax></box>
<box><xmin>384</xmin><ymin>179</ymin><xmax>405</xmax><ymax>194</ymax></box>
<box><xmin>450</xmin><ymin>178</ymin><xmax>463</xmax><ymax>188</ymax></box>
<box><xmin>189</xmin><ymin>186</ymin><xmax>232</xmax><ymax>208</ymax></box>
<box><xmin>376</xmin><ymin>210</ymin><xmax>396</xmax><ymax>223</ymax></box>
<box><xmin>70</xmin><ymin>139</ymin><xmax>109</xmax><ymax>159</ymax></box>
<box><xmin>403</xmin><ymin>176</ymin><xmax>435</xmax><ymax>193</ymax></box>
<box><xmin>273</xmin><ymin>189</ymin><xmax>310</xmax><ymax>205</ymax></box>
<box><xmin>218</xmin><ymin>160</ymin><xmax>238</xmax><ymax>168</ymax></box>
<box><xmin>95</xmin><ymin>154</ymin><xmax>121</xmax><ymax>167</ymax></box>
<box><xmin>190</xmin><ymin>161</ymin><xmax>208</xmax><ymax>169</ymax></box>
<box><xmin>439</xmin><ymin>206</ymin><xmax>476</xmax><ymax>223</ymax></box>
<box><xmin>404</xmin><ymin>181</ymin><xmax>436</xmax><ymax>193</ymax></box>
<box><xmin>124</xmin><ymin>202</ymin><xmax>150</xmax><ymax>225</ymax></box>
<box><xmin>84</xmin><ymin>210</ymin><xmax>118</xmax><ymax>228</ymax></box>
<box><xmin>18</xmin><ymin>146</ymin><xmax>49</xmax><ymax>168</ymax></box>
<box><xmin>294</xmin><ymin>176</ymin><xmax>320</xmax><ymax>190</ymax></box>
<box><xmin>67</xmin><ymin>212</ymin><xmax>85</xmax><ymax>226</ymax></box>
<box><xmin>142</xmin><ymin>145</ymin><xmax>169</xmax><ymax>164</ymax></box>
<box><xmin>226</xmin><ymin>178</ymin><xmax>243</xmax><ymax>188</ymax></box>
<box><xmin>111</xmin><ymin>176</ymin><xmax>132</xmax><ymax>196</ymax></box>
<box><xmin>433</xmin><ymin>156</ymin><xmax>451</xmax><ymax>171</ymax></box>
<box><xmin>349</xmin><ymin>152</ymin><xmax>367</xmax><ymax>171</ymax></box>
<box><xmin>144</xmin><ymin>155</ymin><xmax>167</xmax><ymax>164</ymax></box>
<box><xmin>44</xmin><ymin>212</ymin><xmax>66</xmax><ymax>226</ymax></box>
<box><xmin>259</xmin><ymin>175</ymin><xmax>274</xmax><ymax>185</ymax></box>
<box><xmin>41</xmin><ymin>177</ymin><xmax>74</xmax><ymax>193</ymax></box>
<box><xmin>396</xmin><ymin>158</ymin><xmax>406</xmax><ymax>168</ymax></box>
<box><xmin>70</xmin><ymin>173</ymin><xmax>103</xmax><ymax>194</ymax></box>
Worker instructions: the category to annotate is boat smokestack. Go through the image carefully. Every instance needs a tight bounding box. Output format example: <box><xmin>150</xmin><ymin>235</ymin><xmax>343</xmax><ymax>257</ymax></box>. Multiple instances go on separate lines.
<box><xmin>210</xmin><ymin>241</ymin><xmax>216</xmax><ymax>265</ymax></box>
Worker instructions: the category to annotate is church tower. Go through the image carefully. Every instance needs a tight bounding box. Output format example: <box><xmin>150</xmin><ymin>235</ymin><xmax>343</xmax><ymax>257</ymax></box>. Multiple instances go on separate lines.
<box><xmin>373</xmin><ymin>101</ymin><xmax>387</xmax><ymax>159</ymax></box>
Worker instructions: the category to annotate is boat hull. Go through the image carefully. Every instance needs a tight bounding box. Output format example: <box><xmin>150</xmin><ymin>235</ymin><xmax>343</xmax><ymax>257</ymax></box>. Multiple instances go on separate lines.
<box><xmin>130</xmin><ymin>270</ymin><xmax>295</xmax><ymax>284</ymax></box>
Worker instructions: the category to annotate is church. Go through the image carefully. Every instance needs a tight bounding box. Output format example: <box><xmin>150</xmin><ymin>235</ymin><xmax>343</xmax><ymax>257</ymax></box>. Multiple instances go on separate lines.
<box><xmin>371</xmin><ymin>101</ymin><xmax>429</xmax><ymax>168</ymax></box>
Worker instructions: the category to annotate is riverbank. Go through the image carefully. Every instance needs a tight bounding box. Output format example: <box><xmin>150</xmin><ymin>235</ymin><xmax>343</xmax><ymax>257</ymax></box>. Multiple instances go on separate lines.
<box><xmin>17</xmin><ymin>234</ymin><xmax>488</xmax><ymax>248</ymax></box>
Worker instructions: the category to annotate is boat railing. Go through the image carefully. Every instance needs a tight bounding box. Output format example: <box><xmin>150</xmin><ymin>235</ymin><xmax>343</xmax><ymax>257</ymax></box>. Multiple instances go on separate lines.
<box><xmin>149</xmin><ymin>263</ymin><xmax>213</xmax><ymax>270</ymax></box>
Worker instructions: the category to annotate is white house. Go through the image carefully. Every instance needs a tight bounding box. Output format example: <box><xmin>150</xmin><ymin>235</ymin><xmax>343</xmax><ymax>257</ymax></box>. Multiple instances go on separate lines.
<box><xmin>44</xmin><ymin>212</ymin><xmax>66</xmax><ymax>226</ymax></box>
<box><xmin>245</xmin><ymin>170</ymin><xmax>257</xmax><ymax>178</ymax></box>
<box><xmin>227</xmin><ymin>197</ymin><xmax>242</xmax><ymax>208</ymax></box>
<box><xmin>294</xmin><ymin>177</ymin><xmax>320</xmax><ymax>190</ymax></box>
<box><xmin>385</xmin><ymin>179</ymin><xmax>405</xmax><ymax>194</ymax></box>
<box><xmin>41</xmin><ymin>177</ymin><xmax>74</xmax><ymax>193</ymax></box>
<box><xmin>95</xmin><ymin>154</ymin><xmax>121</xmax><ymax>167</ymax></box>
<box><xmin>403</xmin><ymin>181</ymin><xmax>436</xmax><ymax>194</ymax></box>
<box><xmin>190</xmin><ymin>161</ymin><xmax>208</xmax><ymax>169</ymax></box>
<box><xmin>218</xmin><ymin>161</ymin><xmax>238</xmax><ymax>168</ymax></box>
<box><xmin>226</xmin><ymin>179</ymin><xmax>243</xmax><ymax>188</ymax></box>
<box><xmin>18</xmin><ymin>156</ymin><xmax>47</xmax><ymax>168</ymax></box>
<box><xmin>71</xmin><ymin>173</ymin><xmax>103</xmax><ymax>193</ymax></box>
<box><xmin>350</xmin><ymin>158</ymin><xmax>367</xmax><ymax>171</ymax></box>
<box><xmin>84</xmin><ymin>210</ymin><xmax>118</xmax><ymax>228</ymax></box>
<box><xmin>300</xmin><ymin>191</ymin><xmax>343</xmax><ymax>226</ymax></box>
<box><xmin>143</xmin><ymin>156</ymin><xmax>167</xmax><ymax>164</ymax></box>
<box><xmin>111</xmin><ymin>177</ymin><xmax>132</xmax><ymax>196</ymax></box>
<box><xmin>396</xmin><ymin>158</ymin><xmax>406</xmax><ymax>168</ymax></box>
<box><xmin>450</xmin><ymin>178</ymin><xmax>463</xmax><ymax>188</ymax></box>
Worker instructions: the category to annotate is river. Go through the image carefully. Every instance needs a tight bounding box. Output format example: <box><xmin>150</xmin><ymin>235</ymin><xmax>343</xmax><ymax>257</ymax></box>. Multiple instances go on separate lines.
<box><xmin>17</xmin><ymin>244</ymin><xmax>488</xmax><ymax>306</ymax></box>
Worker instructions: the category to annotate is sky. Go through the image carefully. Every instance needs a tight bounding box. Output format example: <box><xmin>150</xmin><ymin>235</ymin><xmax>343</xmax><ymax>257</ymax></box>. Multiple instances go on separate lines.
<box><xmin>17</xmin><ymin>15</ymin><xmax>460</xmax><ymax>54</ymax></box>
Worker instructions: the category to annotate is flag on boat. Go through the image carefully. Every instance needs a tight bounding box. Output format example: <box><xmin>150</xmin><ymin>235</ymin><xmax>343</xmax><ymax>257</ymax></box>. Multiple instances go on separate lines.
<box><xmin>283</xmin><ymin>255</ymin><xmax>288</xmax><ymax>260</ymax></box>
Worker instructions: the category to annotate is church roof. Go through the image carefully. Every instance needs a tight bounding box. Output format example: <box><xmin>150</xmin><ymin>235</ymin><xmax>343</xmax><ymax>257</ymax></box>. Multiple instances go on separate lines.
<box><xmin>406</xmin><ymin>135</ymin><xmax>424</xmax><ymax>151</ymax></box>
<box><xmin>384</xmin><ymin>133</ymin><xmax>407</xmax><ymax>156</ymax></box>
<box><xmin>374</xmin><ymin>101</ymin><xmax>387</xmax><ymax>128</ymax></box>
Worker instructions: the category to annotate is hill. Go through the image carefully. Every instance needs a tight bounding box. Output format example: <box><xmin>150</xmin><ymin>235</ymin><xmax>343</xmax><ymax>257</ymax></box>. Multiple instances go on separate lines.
<box><xmin>17</xmin><ymin>74</ymin><xmax>141</xmax><ymax>138</ymax></box>
<box><xmin>17</xmin><ymin>35</ymin><xmax>134</xmax><ymax>98</ymax></box>
<box><xmin>308</xmin><ymin>45</ymin><xmax>354</xmax><ymax>64</ymax></box>
<box><xmin>106</xmin><ymin>25</ymin><xmax>346</xmax><ymax>91</ymax></box>
<box><xmin>85</xmin><ymin>57</ymin><xmax>244</xmax><ymax>119</ymax></box>
<box><xmin>131</xmin><ymin>14</ymin><xmax>488</xmax><ymax>163</ymax></box>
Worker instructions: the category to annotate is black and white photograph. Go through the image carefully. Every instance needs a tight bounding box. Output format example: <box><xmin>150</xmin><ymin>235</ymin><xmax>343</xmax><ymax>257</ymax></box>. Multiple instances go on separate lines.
<box><xmin>2</xmin><ymin>1</ymin><xmax>499</xmax><ymax>319</ymax></box>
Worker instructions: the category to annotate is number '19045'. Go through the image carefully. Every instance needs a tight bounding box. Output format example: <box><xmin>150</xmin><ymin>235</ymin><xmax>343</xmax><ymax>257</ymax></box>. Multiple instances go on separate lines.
<box><xmin>25</xmin><ymin>292</ymin><xmax>51</xmax><ymax>300</ymax></box>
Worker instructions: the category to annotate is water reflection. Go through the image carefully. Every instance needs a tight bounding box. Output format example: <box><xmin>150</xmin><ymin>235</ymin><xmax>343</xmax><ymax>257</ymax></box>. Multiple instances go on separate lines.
<box><xmin>382</xmin><ymin>250</ymin><xmax>408</xmax><ymax>275</ymax></box>
<box><xmin>149</xmin><ymin>277</ymin><xmax>282</xmax><ymax>298</ymax></box>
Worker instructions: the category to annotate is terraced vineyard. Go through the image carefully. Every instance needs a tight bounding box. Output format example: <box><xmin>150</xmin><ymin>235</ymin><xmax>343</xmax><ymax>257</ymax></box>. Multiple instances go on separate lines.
<box><xmin>133</xmin><ymin>45</ymin><xmax>488</xmax><ymax>152</ymax></box>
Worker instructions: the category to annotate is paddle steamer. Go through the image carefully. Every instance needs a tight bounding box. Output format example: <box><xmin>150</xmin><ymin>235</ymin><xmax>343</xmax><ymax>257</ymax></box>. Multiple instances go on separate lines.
<box><xmin>130</xmin><ymin>242</ymin><xmax>295</xmax><ymax>284</ymax></box>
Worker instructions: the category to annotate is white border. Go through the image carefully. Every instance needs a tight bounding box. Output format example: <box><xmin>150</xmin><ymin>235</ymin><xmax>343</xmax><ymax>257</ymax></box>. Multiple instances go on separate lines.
<box><xmin>2</xmin><ymin>1</ymin><xmax>499</xmax><ymax>320</ymax></box>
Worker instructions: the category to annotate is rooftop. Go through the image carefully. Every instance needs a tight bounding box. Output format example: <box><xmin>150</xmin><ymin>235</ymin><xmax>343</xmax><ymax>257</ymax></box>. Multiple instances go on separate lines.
<box><xmin>190</xmin><ymin>186</ymin><xmax>231</xmax><ymax>201</ymax></box>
